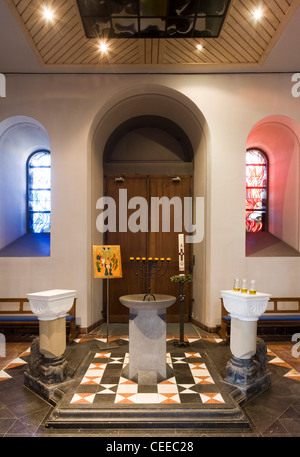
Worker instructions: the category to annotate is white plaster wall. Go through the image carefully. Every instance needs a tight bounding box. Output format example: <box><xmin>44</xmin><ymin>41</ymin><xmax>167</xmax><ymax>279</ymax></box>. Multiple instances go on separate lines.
<box><xmin>0</xmin><ymin>73</ymin><xmax>299</xmax><ymax>330</ymax></box>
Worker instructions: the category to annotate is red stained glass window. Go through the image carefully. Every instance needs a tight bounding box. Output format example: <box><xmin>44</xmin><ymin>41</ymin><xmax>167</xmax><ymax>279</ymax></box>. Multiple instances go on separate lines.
<box><xmin>246</xmin><ymin>149</ymin><xmax>268</xmax><ymax>232</ymax></box>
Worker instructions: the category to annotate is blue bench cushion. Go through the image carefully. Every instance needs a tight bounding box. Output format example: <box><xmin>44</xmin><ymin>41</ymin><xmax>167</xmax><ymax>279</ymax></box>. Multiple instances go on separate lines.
<box><xmin>0</xmin><ymin>315</ymin><xmax>75</xmax><ymax>322</ymax></box>
<box><xmin>259</xmin><ymin>314</ymin><xmax>300</xmax><ymax>322</ymax></box>
<box><xmin>223</xmin><ymin>314</ymin><xmax>300</xmax><ymax>322</ymax></box>
<box><xmin>0</xmin><ymin>315</ymin><xmax>39</xmax><ymax>322</ymax></box>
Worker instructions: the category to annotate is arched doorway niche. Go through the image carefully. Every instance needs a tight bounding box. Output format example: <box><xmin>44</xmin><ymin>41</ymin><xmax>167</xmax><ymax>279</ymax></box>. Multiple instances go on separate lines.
<box><xmin>0</xmin><ymin>115</ymin><xmax>51</xmax><ymax>256</ymax></box>
<box><xmin>88</xmin><ymin>84</ymin><xmax>210</xmax><ymax>329</ymax></box>
<box><xmin>103</xmin><ymin>114</ymin><xmax>194</xmax><ymax>176</ymax></box>
<box><xmin>246</xmin><ymin>114</ymin><xmax>300</xmax><ymax>256</ymax></box>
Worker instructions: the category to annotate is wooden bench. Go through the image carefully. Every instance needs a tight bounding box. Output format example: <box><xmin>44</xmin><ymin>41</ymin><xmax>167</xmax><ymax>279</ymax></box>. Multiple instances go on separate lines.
<box><xmin>218</xmin><ymin>296</ymin><xmax>300</xmax><ymax>342</ymax></box>
<box><xmin>0</xmin><ymin>297</ymin><xmax>78</xmax><ymax>342</ymax></box>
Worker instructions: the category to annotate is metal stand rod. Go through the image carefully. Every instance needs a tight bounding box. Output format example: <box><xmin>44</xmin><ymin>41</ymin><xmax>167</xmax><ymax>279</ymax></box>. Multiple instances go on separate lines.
<box><xmin>96</xmin><ymin>279</ymin><xmax>119</xmax><ymax>349</ymax></box>
<box><xmin>174</xmin><ymin>282</ymin><xmax>190</xmax><ymax>347</ymax></box>
<box><xmin>179</xmin><ymin>282</ymin><xmax>185</xmax><ymax>344</ymax></box>
<box><xmin>106</xmin><ymin>279</ymin><xmax>109</xmax><ymax>344</ymax></box>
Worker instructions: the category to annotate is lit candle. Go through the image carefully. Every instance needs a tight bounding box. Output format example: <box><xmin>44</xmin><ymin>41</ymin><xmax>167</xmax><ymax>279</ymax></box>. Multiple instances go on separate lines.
<box><xmin>178</xmin><ymin>234</ymin><xmax>185</xmax><ymax>275</ymax></box>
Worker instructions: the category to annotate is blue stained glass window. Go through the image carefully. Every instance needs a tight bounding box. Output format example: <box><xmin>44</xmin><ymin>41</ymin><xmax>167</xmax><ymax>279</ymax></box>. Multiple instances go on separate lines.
<box><xmin>27</xmin><ymin>151</ymin><xmax>51</xmax><ymax>233</ymax></box>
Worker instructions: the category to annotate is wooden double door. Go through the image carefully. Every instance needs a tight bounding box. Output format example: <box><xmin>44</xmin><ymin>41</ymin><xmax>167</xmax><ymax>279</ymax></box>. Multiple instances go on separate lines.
<box><xmin>104</xmin><ymin>175</ymin><xmax>193</xmax><ymax>323</ymax></box>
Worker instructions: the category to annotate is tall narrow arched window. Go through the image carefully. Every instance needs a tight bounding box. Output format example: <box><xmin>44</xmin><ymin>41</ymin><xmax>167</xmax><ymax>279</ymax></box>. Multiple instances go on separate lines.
<box><xmin>27</xmin><ymin>151</ymin><xmax>51</xmax><ymax>233</ymax></box>
<box><xmin>246</xmin><ymin>149</ymin><xmax>268</xmax><ymax>232</ymax></box>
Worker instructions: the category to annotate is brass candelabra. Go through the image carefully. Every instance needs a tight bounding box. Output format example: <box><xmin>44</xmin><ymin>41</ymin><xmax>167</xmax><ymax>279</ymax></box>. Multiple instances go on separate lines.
<box><xmin>130</xmin><ymin>257</ymin><xmax>171</xmax><ymax>301</ymax></box>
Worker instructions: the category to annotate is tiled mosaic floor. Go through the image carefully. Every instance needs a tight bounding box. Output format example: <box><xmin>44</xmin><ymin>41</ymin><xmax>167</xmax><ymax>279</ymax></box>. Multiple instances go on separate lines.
<box><xmin>70</xmin><ymin>347</ymin><xmax>225</xmax><ymax>406</ymax></box>
<box><xmin>0</xmin><ymin>351</ymin><xmax>31</xmax><ymax>381</ymax></box>
<box><xmin>266</xmin><ymin>349</ymin><xmax>300</xmax><ymax>381</ymax></box>
<box><xmin>1</xmin><ymin>332</ymin><xmax>300</xmax><ymax>388</ymax></box>
<box><xmin>1</xmin><ymin>325</ymin><xmax>300</xmax><ymax>436</ymax></box>
<box><xmin>0</xmin><ymin>324</ymin><xmax>299</xmax><ymax>425</ymax></box>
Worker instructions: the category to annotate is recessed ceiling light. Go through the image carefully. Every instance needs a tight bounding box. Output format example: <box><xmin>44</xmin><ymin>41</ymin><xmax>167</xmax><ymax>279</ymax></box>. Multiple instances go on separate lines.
<box><xmin>98</xmin><ymin>41</ymin><xmax>109</xmax><ymax>53</ymax></box>
<box><xmin>42</xmin><ymin>6</ymin><xmax>55</xmax><ymax>22</ymax></box>
<box><xmin>253</xmin><ymin>7</ymin><xmax>263</xmax><ymax>20</ymax></box>
<box><xmin>196</xmin><ymin>44</ymin><xmax>203</xmax><ymax>51</ymax></box>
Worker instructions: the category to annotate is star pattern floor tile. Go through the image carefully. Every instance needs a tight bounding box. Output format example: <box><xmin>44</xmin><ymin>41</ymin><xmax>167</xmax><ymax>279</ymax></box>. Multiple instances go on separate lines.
<box><xmin>70</xmin><ymin>345</ymin><xmax>226</xmax><ymax>406</ymax></box>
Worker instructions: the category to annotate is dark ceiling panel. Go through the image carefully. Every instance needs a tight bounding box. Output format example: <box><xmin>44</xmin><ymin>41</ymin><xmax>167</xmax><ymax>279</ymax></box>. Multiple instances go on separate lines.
<box><xmin>76</xmin><ymin>0</ymin><xmax>231</xmax><ymax>39</ymax></box>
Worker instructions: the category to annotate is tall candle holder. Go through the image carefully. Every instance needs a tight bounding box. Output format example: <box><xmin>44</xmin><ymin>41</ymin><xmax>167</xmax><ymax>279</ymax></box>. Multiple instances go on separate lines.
<box><xmin>130</xmin><ymin>257</ymin><xmax>171</xmax><ymax>301</ymax></box>
<box><xmin>170</xmin><ymin>274</ymin><xmax>193</xmax><ymax>347</ymax></box>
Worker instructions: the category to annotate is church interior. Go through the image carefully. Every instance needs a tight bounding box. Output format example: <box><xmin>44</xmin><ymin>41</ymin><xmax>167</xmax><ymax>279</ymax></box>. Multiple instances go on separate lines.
<box><xmin>1</xmin><ymin>0</ymin><xmax>300</xmax><ymax>440</ymax></box>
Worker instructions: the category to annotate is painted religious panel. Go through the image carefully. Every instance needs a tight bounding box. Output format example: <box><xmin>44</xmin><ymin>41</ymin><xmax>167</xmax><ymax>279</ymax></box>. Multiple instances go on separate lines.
<box><xmin>93</xmin><ymin>245</ymin><xmax>122</xmax><ymax>279</ymax></box>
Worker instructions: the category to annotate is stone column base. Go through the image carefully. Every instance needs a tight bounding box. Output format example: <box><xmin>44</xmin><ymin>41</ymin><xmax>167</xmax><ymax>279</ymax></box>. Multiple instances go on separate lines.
<box><xmin>24</xmin><ymin>337</ymin><xmax>72</xmax><ymax>401</ymax></box>
<box><xmin>223</xmin><ymin>338</ymin><xmax>272</xmax><ymax>402</ymax></box>
<box><xmin>122</xmin><ymin>363</ymin><xmax>173</xmax><ymax>384</ymax></box>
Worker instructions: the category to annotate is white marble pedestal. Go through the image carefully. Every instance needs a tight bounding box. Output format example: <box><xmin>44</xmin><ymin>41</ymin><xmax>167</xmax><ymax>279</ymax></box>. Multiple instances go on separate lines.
<box><xmin>221</xmin><ymin>290</ymin><xmax>271</xmax><ymax>359</ymax></box>
<box><xmin>27</xmin><ymin>289</ymin><xmax>76</xmax><ymax>359</ymax></box>
<box><xmin>24</xmin><ymin>289</ymin><xmax>76</xmax><ymax>398</ymax></box>
<box><xmin>119</xmin><ymin>294</ymin><xmax>176</xmax><ymax>383</ymax></box>
<box><xmin>221</xmin><ymin>290</ymin><xmax>272</xmax><ymax>400</ymax></box>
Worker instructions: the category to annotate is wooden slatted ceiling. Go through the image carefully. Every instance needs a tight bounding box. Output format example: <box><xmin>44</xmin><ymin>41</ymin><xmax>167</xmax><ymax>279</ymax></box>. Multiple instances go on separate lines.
<box><xmin>6</xmin><ymin>0</ymin><xmax>300</xmax><ymax>67</ymax></box>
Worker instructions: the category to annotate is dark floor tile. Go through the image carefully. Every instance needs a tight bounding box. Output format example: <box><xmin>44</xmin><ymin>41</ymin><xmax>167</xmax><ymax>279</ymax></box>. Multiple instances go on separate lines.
<box><xmin>138</xmin><ymin>384</ymin><xmax>158</xmax><ymax>393</ymax></box>
<box><xmin>174</xmin><ymin>370</ymin><xmax>194</xmax><ymax>380</ymax></box>
<box><xmin>277</xmin><ymin>418</ymin><xmax>300</xmax><ymax>437</ymax></box>
<box><xmin>262</xmin><ymin>419</ymin><xmax>291</xmax><ymax>437</ymax></box>
<box><xmin>0</xmin><ymin>405</ymin><xmax>16</xmax><ymax>420</ymax></box>
<box><xmin>4</xmin><ymin>418</ymin><xmax>34</xmax><ymax>436</ymax></box>
<box><xmin>241</xmin><ymin>387</ymin><xmax>293</xmax><ymax>433</ymax></box>
<box><xmin>280</xmin><ymin>405</ymin><xmax>300</xmax><ymax>418</ymax></box>
<box><xmin>101</xmin><ymin>376</ymin><xmax>122</xmax><ymax>384</ymax></box>
<box><xmin>195</xmin><ymin>384</ymin><xmax>218</xmax><ymax>393</ymax></box>
<box><xmin>179</xmin><ymin>393</ymin><xmax>201</xmax><ymax>404</ymax></box>
<box><xmin>77</xmin><ymin>384</ymin><xmax>99</xmax><ymax>393</ymax></box>
<box><xmin>0</xmin><ymin>419</ymin><xmax>17</xmax><ymax>434</ymax></box>
<box><xmin>93</xmin><ymin>393</ymin><xmax>116</xmax><ymax>404</ymax></box>
<box><xmin>0</xmin><ymin>378</ymin><xmax>18</xmax><ymax>394</ymax></box>
<box><xmin>0</xmin><ymin>384</ymin><xmax>28</xmax><ymax>405</ymax></box>
<box><xmin>2</xmin><ymin>388</ymin><xmax>50</xmax><ymax>419</ymax></box>
<box><xmin>292</xmin><ymin>403</ymin><xmax>300</xmax><ymax>412</ymax></box>
<box><xmin>18</xmin><ymin>405</ymin><xmax>52</xmax><ymax>434</ymax></box>
<box><xmin>103</xmin><ymin>368</ymin><xmax>123</xmax><ymax>377</ymax></box>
